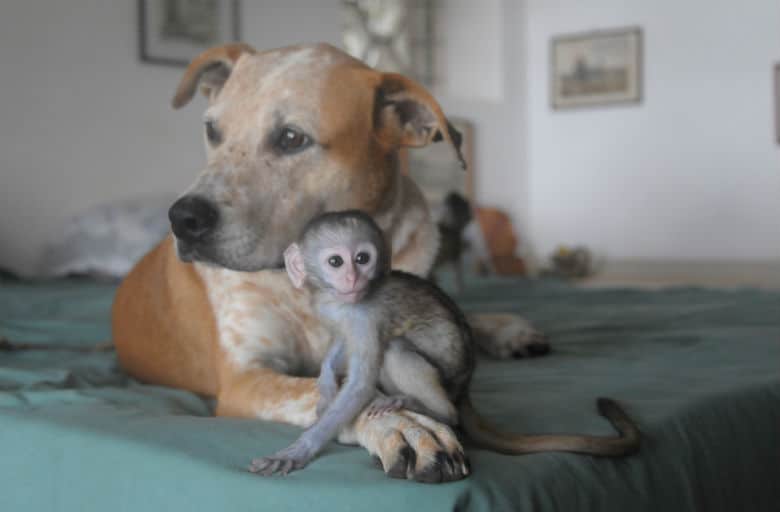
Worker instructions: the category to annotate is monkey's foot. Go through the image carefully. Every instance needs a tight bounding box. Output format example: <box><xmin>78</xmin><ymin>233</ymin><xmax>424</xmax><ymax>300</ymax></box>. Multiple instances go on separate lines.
<box><xmin>248</xmin><ymin>442</ymin><xmax>314</xmax><ymax>476</ymax></box>
<box><xmin>366</xmin><ymin>395</ymin><xmax>406</xmax><ymax>418</ymax></box>
<box><xmin>468</xmin><ymin>312</ymin><xmax>550</xmax><ymax>359</ymax></box>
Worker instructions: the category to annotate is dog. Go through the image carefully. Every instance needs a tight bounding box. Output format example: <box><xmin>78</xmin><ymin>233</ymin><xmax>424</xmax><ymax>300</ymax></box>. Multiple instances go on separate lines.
<box><xmin>112</xmin><ymin>43</ymin><xmax>549</xmax><ymax>483</ymax></box>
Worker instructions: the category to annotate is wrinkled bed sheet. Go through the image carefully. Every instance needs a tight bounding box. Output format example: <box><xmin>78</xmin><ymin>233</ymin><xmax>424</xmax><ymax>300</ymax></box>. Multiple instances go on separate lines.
<box><xmin>1</xmin><ymin>276</ymin><xmax>778</xmax><ymax>511</ymax></box>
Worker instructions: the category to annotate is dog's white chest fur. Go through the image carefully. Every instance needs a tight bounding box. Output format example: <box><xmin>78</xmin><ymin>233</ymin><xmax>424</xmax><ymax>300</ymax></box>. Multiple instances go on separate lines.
<box><xmin>195</xmin><ymin>265</ymin><xmax>331</xmax><ymax>376</ymax></box>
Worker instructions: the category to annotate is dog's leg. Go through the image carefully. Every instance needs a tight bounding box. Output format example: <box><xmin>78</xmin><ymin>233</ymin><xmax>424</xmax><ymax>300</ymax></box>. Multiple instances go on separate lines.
<box><xmin>343</xmin><ymin>408</ymin><xmax>469</xmax><ymax>483</ymax></box>
<box><xmin>216</xmin><ymin>366</ymin><xmax>468</xmax><ymax>482</ymax></box>
<box><xmin>468</xmin><ymin>313</ymin><xmax>551</xmax><ymax>359</ymax></box>
<box><xmin>216</xmin><ymin>367</ymin><xmax>319</xmax><ymax>426</ymax></box>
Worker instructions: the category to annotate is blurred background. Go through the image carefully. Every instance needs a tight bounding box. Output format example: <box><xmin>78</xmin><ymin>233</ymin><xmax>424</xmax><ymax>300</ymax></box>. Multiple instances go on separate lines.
<box><xmin>0</xmin><ymin>0</ymin><xmax>778</xmax><ymax>286</ymax></box>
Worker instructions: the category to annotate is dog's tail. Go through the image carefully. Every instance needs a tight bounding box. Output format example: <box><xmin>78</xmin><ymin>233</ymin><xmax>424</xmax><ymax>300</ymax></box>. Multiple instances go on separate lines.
<box><xmin>459</xmin><ymin>395</ymin><xmax>640</xmax><ymax>456</ymax></box>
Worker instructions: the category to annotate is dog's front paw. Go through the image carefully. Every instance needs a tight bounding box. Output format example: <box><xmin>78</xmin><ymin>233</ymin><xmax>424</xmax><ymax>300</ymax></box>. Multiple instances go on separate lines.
<box><xmin>349</xmin><ymin>408</ymin><xmax>469</xmax><ymax>483</ymax></box>
<box><xmin>467</xmin><ymin>313</ymin><xmax>550</xmax><ymax>359</ymax></box>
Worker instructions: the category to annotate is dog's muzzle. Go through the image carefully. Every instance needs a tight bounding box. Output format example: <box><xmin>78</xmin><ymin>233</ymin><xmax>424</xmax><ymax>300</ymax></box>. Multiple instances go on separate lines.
<box><xmin>168</xmin><ymin>195</ymin><xmax>219</xmax><ymax>244</ymax></box>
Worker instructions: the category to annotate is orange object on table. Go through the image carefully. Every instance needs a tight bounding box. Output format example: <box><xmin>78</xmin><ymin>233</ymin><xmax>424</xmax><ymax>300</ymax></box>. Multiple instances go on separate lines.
<box><xmin>475</xmin><ymin>207</ymin><xmax>527</xmax><ymax>276</ymax></box>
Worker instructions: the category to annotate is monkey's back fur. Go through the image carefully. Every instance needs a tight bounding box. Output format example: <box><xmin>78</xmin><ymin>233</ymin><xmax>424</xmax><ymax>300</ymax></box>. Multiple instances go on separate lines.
<box><xmin>354</xmin><ymin>270</ymin><xmax>641</xmax><ymax>458</ymax></box>
<box><xmin>363</xmin><ymin>270</ymin><xmax>476</xmax><ymax>404</ymax></box>
<box><xmin>305</xmin><ymin>210</ymin><xmax>640</xmax><ymax>458</ymax></box>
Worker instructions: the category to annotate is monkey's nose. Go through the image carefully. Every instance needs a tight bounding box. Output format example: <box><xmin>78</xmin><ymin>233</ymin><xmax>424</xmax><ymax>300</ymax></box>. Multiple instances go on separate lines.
<box><xmin>168</xmin><ymin>195</ymin><xmax>219</xmax><ymax>243</ymax></box>
<box><xmin>345</xmin><ymin>270</ymin><xmax>357</xmax><ymax>288</ymax></box>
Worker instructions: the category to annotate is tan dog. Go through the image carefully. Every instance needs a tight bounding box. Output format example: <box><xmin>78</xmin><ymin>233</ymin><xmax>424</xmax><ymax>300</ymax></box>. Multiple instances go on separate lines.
<box><xmin>112</xmin><ymin>43</ymin><xmax>548</xmax><ymax>483</ymax></box>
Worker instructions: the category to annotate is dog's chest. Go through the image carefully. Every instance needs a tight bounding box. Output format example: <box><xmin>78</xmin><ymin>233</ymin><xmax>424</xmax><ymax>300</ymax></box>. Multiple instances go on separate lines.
<box><xmin>195</xmin><ymin>265</ymin><xmax>332</xmax><ymax>375</ymax></box>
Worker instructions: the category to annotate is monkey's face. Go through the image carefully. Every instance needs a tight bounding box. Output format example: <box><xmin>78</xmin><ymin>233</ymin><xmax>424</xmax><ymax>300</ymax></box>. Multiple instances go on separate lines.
<box><xmin>317</xmin><ymin>242</ymin><xmax>378</xmax><ymax>303</ymax></box>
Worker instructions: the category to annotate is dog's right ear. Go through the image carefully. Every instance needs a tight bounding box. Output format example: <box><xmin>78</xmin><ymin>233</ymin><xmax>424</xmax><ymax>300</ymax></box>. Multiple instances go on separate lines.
<box><xmin>172</xmin><ymin>43</ymin><xmax>256</xmax><ymax>109</ymax></box>
<box><xmin>373</xmin><ymin>73</ymin><xmax>466</xmax><ymax>169</ymax></box>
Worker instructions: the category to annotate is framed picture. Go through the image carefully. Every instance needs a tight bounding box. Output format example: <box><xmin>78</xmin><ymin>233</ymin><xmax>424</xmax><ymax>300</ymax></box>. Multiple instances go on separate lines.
<box><xmin>405</xmin><ymin>118</ymin><xmax>474</xmax><ymax>207</ymax></box>
<box><xmin>138</xmin><ymin>0</ymin><xmax>241</xmax><ymax>67</ymax></box>
<box><xmin>775</xmin><ymin>63</ymin><xmax>780</xmax><ymax>144</ymax></box>
<box><xmin>551</xmin><ymin>27</ymin><xmax>642</xmax><ymax>109</ymax></box>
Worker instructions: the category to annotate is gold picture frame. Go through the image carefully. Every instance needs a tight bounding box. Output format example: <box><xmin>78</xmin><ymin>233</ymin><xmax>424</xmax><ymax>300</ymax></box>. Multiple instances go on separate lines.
<box><xmin>551</xmin><ymin>27</ymin><xmax>642</xmax><ymax>109</ymax></box>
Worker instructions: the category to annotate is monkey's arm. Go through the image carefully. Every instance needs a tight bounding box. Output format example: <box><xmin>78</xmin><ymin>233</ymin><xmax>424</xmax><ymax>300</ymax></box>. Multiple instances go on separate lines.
<box><xmin>316</xmin><ymin>340</ymin><xmax>346</xmax><ymax>418</ymax></box>
<box><xmin>250</xmin><ymin>319</ymin><xmax>382</xmax><ymax>476</ymax></box>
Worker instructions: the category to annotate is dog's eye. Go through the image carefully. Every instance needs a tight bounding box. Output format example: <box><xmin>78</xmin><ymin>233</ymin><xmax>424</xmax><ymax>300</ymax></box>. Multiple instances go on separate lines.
<box><xmin>275</xmin><ymin>126</ymin><xmax>311</xmax><ymax>154</ymax></box>
<box><xmin>205</xmin><ymin>120</ymin><xmax>221</xmax><ymax>145</ymax></box>
<box><xmin>328</xmin><ymin>255</ymin><xmax>344</xmax><ymax>268</ymax></box>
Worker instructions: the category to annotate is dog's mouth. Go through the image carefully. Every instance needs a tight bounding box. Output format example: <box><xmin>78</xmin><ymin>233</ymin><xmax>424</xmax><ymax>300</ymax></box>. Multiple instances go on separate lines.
<box><xmin>173</xmin><ymin>238</ymin><xmax>216</xmax><ymax>266</ymax></box>
<box><xmin>168</xmin><ymin>193</ymin><xmax>324</xmax><ymax>272</ymax></box>
<box><xmin>173</xmin><ymin>234</ymin><xmax>284</xmax><ymax>272</ymax></box>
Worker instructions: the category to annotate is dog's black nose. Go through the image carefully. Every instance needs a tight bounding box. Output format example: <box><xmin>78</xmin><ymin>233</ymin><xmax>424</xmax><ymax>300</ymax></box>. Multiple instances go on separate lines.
<box><xmin>168</xmin><ymin>195</ymin><xmax>219</xmax><ymax>243</ymax></box>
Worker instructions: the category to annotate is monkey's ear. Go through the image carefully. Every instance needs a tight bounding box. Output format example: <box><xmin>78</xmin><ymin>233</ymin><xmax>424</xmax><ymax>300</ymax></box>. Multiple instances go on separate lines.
<box><xmin>283</xmin><ymin>243</ymin><xmax>307</xmax><ymax>289</ymax></box>
<box><xmin>172</xmin><ymin>43</ymin><xmax>256</xmax><ymax>109</ymax></box>
<box><xmin>373</xmin><ymin>73</ymin><xmax>466</xmax><ymax>169</ymax></box>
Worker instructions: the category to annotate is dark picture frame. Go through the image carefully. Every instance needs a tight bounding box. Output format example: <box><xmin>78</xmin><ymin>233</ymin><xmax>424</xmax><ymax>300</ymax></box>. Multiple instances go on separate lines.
<box><xmin>138</xmin><ymin>0</ymin><xmax>241</xmax><ymax>67</ymax></box>
<box><xmin>551</xmin><ymin>27</ymin><xmax>642</xmax><ymax>109</ymax></box>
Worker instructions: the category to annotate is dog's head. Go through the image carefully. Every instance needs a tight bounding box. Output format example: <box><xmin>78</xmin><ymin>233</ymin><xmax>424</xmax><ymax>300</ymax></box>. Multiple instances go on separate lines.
<box><xmin>168</xmin><ymin>43</ymin><xmax>463</xmax><ymax>272</ymax></box>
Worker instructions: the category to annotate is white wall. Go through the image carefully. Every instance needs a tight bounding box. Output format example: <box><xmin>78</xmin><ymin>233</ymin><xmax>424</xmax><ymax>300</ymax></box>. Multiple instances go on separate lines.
<box><xmin>0</xmin><ymin>1</ymin><xmax>340</xmax><ymax>275</ymax></box>
<box><xmin>0</xmin><ymin>0</ymin><xmax>519</xmax><ymax>276</ymax></box>
<box><xmin>3</xmin><ymin>1</ymin><xmax>777</xmax><ymax>275</ymax></box>
<box><xmin>526</xmin><ymin>0</ymin><xmax>780</xmax><ymax>262</ymax></box>
<box><xmin>433</xmin><ymin>0</ymin><xmax>530</xmax><ymax>247</ymax></box>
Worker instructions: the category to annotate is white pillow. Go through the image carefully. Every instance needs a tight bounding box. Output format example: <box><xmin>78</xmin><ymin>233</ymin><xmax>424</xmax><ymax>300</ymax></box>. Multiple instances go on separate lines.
<box><xmin>39</xmin><ymin>195</ymin><xmax>175</xmax><ymax>279</ymax></box>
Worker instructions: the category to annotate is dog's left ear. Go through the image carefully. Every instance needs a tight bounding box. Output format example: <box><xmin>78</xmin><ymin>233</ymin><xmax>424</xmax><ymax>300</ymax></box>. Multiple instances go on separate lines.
<box><xmin>171</xmin><ymin>43</ymin><xmax>256</xmax><ymax>109</ymax></box>
<box><xmin>374</xmin><ymin>73</ymin><xmax>466</xmax><ymax>169</ymax></box>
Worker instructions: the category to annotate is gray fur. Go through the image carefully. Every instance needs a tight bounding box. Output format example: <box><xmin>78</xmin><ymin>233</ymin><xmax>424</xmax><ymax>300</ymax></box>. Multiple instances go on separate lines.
<box><xmin>250</xmin><ymin>211</ymin><xmax>641</xmax><ymax>477</ymax></box>
<box><xmin>251</xmin><ymin>211</ymin><xmax>474</xmax><ymax>476</ymax></box>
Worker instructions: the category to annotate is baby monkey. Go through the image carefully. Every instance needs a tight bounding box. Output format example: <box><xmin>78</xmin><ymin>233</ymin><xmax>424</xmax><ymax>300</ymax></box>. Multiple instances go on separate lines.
<box><xmin>249</xmin><ymin>211</ymin><xmax>640</xmax><ymax>477</ymax></box>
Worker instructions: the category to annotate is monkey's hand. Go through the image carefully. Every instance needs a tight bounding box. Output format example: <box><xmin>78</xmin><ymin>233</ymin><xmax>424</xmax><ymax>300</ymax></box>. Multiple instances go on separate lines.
<box><xmin>366</xmin><ymin>394</ymin><xmax>407</xmax><ymax>418</ymax></box>
<box><xmin>248</xmin><ymin>441</ymin><xmax>315</xmax><ymax>477</ymax></box>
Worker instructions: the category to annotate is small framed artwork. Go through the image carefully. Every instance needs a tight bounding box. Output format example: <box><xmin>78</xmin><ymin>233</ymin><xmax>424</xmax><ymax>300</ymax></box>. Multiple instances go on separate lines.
<box><xmin>405</xmin><ymin>118</ymin><xmax>475</xmax><ymax>207</ymax></box>
<box><xmin>775</xmin><ymin>63</ymin><xmax>780</xmax><ymax>144</ymax></box>
<box><xmin>551</xmin><ymin>27</ymin><xmax>642</xmax><ymax>109</ymax></box>
<box><xmin>138</xmin><ymin>0</ymin><xmax>241</xmax><ymax>67</ymax></box>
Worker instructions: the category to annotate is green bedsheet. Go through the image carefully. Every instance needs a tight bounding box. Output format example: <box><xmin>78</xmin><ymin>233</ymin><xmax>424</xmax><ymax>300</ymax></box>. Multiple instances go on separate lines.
<box><xmin>1</xmin><ymin>276</ymin><xmax>778</xmax><ymax>511</ymax></box>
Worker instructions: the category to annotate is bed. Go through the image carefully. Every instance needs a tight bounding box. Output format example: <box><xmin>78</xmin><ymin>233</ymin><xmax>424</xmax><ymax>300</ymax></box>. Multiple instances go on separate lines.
<box><xmin>1</xmin><ymin>273</ymin><xmax>778</xmax><ymax>511</ymax></box>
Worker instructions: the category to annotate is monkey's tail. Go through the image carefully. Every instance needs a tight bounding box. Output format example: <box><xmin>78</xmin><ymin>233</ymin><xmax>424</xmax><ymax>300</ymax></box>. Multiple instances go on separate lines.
<box><xmin>458</xmin><ymin>395</ymin><xmax>640</xmax><ymax>456</ymax></box>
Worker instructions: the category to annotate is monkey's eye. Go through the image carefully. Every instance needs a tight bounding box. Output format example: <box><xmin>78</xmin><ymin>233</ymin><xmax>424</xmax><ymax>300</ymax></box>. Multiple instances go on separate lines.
<box><xmin>275</xmin><ymin>126</ymin><xmax>311</xmax><ymax>154</ymax></box>
<box><xmin>328</xmin><ymin>255</ymin><xmax>344</xmax><ymax>268</ymax></box>
<box><xmin>355</xmin><ymin>252</ymin><xmax>371</xmax><ymax>265</ymax></box>
<box><xmin>205</xmin><ymin>119</ymin><xmax>222</xmax><ymax>146</ymax></box>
